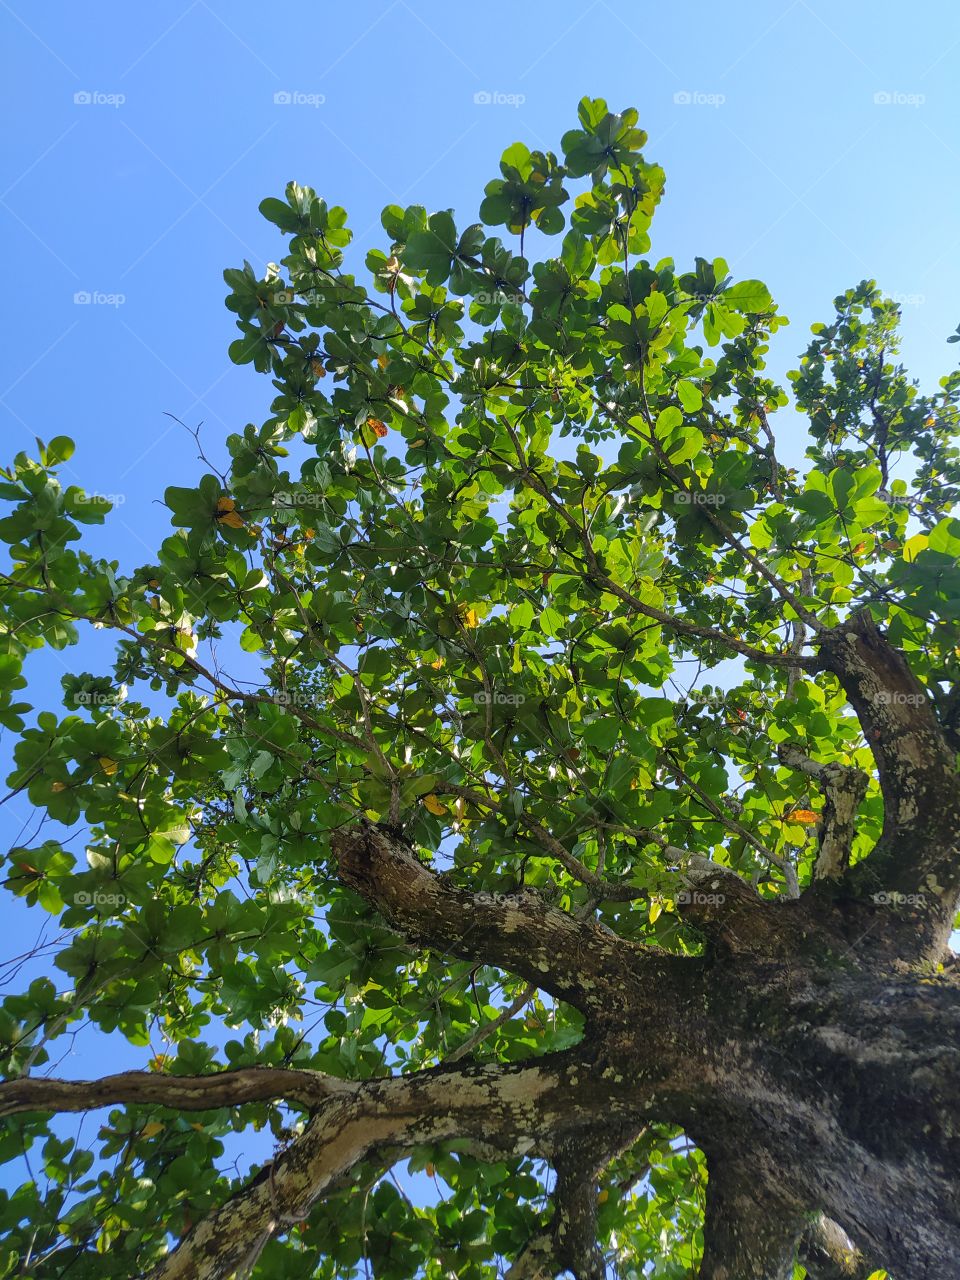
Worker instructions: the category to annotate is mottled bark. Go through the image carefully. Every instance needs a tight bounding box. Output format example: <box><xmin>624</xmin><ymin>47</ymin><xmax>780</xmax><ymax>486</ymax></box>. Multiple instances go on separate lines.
<box><xmin>776</xmin><ymin>741</ymin><xmax>869</xmax><ymax>880</ymax></box>
<box><xmin>506</xmin><ymin>1132</ymin><xmax>640</xmax><ymax>1280</ymax></box>
<box><xmin>818</xmin><ymin>609</ymin><xmax>960</xmax><ymax>954</ymax></box>
<box><xmin>798</xmin><ymin>1215</ymin><xmax>877</xmax><ymax>1280</ymax></box>
<box><xmin>697</xmin><ymin>1152</ymin><xmax>804</xmax><ymax>1280</ymax></box>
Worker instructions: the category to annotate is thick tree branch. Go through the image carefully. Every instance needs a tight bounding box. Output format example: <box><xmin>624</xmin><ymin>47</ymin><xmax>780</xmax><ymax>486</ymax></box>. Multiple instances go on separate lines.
<box><xmin>674</xmin><ymin>857</ymin><xmax>801</xmax><ymax>958</ymax></box>
<box><xmin>144</xmin><ymin>1051</ymin><xmax>653</xmax><ymax>1280</ymax></box>
<box><xmin>698</xmin><ymin>1155</ymin><xmax>805</xmax><ymax>1280</ymax></box>
<box><xmin>506</xmin><ymin>1132</ymin><xmax>637</xmax><ymax>1280</ymax></box>
<box><xmin>330</xmin><ymin>821</ymin><xmax>666</xmax><ymax>1021</ymax></box>
<box><xmin>0</xmin><ymin>1066</ymin><xmax>351</xmax><ymax>1119</ymax></box>
<box><xmin>818</xmin><ymin>610</ymin><xmax>960</xmax><ymax>919</ymax></box>
<box><xmin>776</xmin><ymin>742</ymin><xmax>869</xmax><ymax>881</ymax></box>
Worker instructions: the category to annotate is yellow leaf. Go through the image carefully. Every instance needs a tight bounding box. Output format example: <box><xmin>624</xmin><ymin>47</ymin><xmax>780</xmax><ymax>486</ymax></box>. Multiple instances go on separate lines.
<box><xmin>51</xmin><ymin>781</ymin><xmax>68</xmax><ymax>792</ymax></box>
<box><xmin>98</xmin><ymin>756</ymin><xmax>118</xmax><ymax>776</ymax></box>
<box><xmin>903</xmin><ymin>533</ymin><xmax>928</xmax><ymax>563</ymax></box>
<box><xmin>597</xmin><ymin>1189</ymin><xmax>609</xmax><ymax>1204</ymax></box>
<box><xmin>377</xmin><ymin>353</ymin><xmax>388</xmax><ymax>370</ymax></box>
<box><xmin>141</xmin><ymin>1121</ymin><xmax>165</xmax><ymax>1138</ymax></box>
<box><xmin>310</xmin><ymin>358</ymin><xmax>326</xmax><ymax>378</ymax></box>
<box><xmin>367</xmin><ymin>417</ymin><xmax>389</xmax><ymax>438</ymax></box>
<box><xmin>787</xmin><ymin>809</ymin><xmax>820</xmax><ymax>825</ymax></box>
<box><xmin>423</xmin><ymin>794</ymin><xmax>447</xmax><ymax>816</ymax></box>
<box><xmin>425</xmin><ymin>1162</ymin><xmax>435</xmax><ymax>1178</ymax></box>
<box><xmin>460</xmin><ymin>607</ymin><xmax>479</xmax><ymax>628</ymax></box>
<box><xmin>648</xmin><ymin>899</ymin><xmax>662</xmax><ymax>923</ymax></box>
<box><xmin>215</xmin><ymin>497</ymin><xmax>245</xmax><ymax>529</ymax></box>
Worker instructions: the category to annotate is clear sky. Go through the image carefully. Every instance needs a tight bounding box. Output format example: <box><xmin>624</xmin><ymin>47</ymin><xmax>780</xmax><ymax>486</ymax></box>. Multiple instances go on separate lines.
<box><xmin>1</xmin><ymin>0</ymin><xmax>959</xmax><ymax>1243</ymax></box>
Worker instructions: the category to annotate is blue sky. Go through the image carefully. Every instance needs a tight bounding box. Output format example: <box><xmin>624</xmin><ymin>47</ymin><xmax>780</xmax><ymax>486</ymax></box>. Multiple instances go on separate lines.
<box><xmin>1</xmin><ymin>0</ymin><xmax>959</xmax><ymax>1254</ymax></box>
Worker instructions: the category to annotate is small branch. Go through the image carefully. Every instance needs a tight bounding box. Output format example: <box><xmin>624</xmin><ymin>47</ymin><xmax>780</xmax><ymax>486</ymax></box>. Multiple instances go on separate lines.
<box><xmin>668</xmin><ymin>757</ymin><xmax>800</xmax><ymax>898</ymax></box>
<box><xmin>443</xmin><ymin>983</ymin><xmax>537</xmax><ymax>1063</ymax></box>
<box><xmin>432</xmin><ymin>781</ymin><xmax>646</xmax><ymax>901</ymax></box>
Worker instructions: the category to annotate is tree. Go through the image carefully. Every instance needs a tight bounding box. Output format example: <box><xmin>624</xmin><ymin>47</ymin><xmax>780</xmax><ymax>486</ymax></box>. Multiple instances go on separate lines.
<box><xmin>1</xmin><ymin>95</ymin><xmax>959</xmax><ymax>1280</ymax></box>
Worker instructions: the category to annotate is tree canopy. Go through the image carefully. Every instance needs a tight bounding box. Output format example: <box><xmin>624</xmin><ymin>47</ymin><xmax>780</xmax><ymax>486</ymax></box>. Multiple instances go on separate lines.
<box><xmin>1</xmin><ymin>97</ymin><xmax>960</xmax><ymax>1280</ymax></box>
